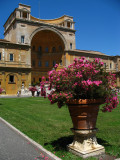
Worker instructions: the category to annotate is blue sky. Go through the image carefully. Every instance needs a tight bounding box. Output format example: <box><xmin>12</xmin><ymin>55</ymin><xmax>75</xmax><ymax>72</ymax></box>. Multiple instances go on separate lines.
<box><xmin>0</xmin><ymin>0</ymin><xmax>120</xmax><ymax>56</ymax></box>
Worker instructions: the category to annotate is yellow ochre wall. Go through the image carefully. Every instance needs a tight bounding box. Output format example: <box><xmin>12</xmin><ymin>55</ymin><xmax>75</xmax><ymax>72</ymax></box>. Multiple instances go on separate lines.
<box><xmin>0</xmin><ymin>45</ymin><xmax>31</xmax><ymax>95</ymax></box>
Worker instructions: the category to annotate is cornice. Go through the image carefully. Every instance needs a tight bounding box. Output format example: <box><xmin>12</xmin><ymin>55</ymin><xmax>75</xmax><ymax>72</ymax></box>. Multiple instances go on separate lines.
<box><xmin>0</xmin><ymin>41</ymin><xmax>30</xmax><ymax>50</ymax></box>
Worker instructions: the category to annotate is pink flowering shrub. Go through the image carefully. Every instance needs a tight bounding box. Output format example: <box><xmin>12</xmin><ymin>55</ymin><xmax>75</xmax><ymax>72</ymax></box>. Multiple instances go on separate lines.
<box><xmin>0</xmin><ymin>88</ymin><xmax>3</xmax><ymax>94</ymax></box>
<box><xmin>40</xmin><ymin>81</ymin><xmax>46</xmax><ymax>97</ymax></box>
<box><xmin>47</xmin><ymin>57</ymin><xmax>119</xmax><ymax>112</ymax></box>
<box><xmin>40</xmin><ymin>76</ymin><xmax>49</xmax><ymax>97</ymax></box>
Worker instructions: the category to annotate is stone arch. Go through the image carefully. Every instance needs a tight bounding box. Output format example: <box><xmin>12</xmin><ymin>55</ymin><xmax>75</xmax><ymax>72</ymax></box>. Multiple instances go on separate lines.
<box><xmin>30</xmin><ymin>26</ymin><xmax>68</xmax><ymax>50</ymax></box>
<box><xmin>6</xmin><ymin>73</ymin><xmax>19</xmax><ymax>79</ymax></box>
<box><xmin>30</xmin><ymin>26</ymin><xmax>67</xmax><ymax>83</ymax></box>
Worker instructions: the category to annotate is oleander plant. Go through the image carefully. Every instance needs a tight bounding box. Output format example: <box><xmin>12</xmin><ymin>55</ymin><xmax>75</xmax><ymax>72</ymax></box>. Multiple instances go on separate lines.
<box><xmin>48</xmin><ymin>57</ymin><xmax>119</xmax><ymax>112</ymax></box>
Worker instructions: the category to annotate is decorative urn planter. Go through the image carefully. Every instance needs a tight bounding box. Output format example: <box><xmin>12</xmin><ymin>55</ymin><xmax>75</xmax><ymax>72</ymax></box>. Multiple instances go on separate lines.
<box><xmin>67</xmin><ymin>99</ymin><xmax>105</xmax><ymax>158</ymax></box>
<box><xmin>67</xmin><ymin>99</ymin><xmax>103</xmax><ymax>130</ymax></box>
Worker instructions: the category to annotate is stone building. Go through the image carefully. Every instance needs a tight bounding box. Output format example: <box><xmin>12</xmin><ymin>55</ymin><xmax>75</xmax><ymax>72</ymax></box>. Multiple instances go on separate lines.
<box><xmin>0</xmin><ymin>3</ymin><xmax>120</xmax><ymax>95</ymax></box>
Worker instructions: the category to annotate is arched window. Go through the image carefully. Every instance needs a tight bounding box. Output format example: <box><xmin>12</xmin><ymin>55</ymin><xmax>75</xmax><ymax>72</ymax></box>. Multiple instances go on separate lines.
<box><xmin>52</xmin><ymin>47</ymin><xmax>56</xmax><ymax>53</ymax></box>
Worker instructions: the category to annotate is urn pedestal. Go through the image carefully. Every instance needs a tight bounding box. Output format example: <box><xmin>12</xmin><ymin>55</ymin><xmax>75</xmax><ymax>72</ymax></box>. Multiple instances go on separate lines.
<box><xmin>68</xmin><ymin>128</ymin><xmax>105</xmax><ymax>158</ymax></box>
<box><xmin>67</xmin><ymin>99</ymin><xmax>105</xmax><ymax>158</ymax></box>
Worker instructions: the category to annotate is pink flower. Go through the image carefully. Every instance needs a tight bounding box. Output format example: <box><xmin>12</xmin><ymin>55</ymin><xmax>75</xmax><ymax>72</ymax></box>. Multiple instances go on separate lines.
<box><xmin>54</xmin><ymin>64</ymin><xmax>58</xmax><ymax>69</ymax></box>
<box><xmin>42</xmin><ymin>76</ymin><xmax>45</xmax><ymax>80</ymax></box>
<box><xmin>45</xmin><ymin>57</ymin><xmax>119</xmax><ymax>112</ymax></box>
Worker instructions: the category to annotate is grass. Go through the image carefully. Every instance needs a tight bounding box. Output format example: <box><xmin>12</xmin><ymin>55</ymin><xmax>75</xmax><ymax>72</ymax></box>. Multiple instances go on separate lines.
<box><xmin>0</xmin><ymin>97</ymin><xmax>120</xmax><ymax>160</ymax></box>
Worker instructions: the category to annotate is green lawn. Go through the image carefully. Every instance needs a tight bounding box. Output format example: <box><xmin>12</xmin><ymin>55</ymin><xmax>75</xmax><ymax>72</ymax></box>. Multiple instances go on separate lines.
<box><xmin>0</xmin><ymin>97</ymin><xmax>120</xmax><ymax>160</ymax></box>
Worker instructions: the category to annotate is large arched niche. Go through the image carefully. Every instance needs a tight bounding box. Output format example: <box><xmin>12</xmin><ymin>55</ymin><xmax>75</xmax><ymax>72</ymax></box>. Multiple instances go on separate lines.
<box><xmin>30</xmin><ymin>27</ymin><xmax>67</xmax><ymax>50</ymax></box>
<box><xmin>30</xmin><ymin>27</ymin><xmax>66</xmax><ymax>83</ymax></box>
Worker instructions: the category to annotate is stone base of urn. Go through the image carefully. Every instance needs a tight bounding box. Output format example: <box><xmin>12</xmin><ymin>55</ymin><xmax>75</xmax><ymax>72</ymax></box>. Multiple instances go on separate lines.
<box><xmin>67</xmin><ymin>128</ymin><xmax>105</xmax><ymax>158</ymax></box>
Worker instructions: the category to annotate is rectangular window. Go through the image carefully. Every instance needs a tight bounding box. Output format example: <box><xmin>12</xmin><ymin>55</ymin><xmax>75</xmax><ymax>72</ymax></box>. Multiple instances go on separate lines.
<box><xmin>0</xmin><ymin>53</ymin><xmax>1</xmax><ymax>60</ymax></box>
<box><xmin>9</xmin><ymin>75</ymin><xmax>14</xmax><ymax>83</ymax></box>
<box><xmin>38</xmin><ymin>46</ymin><xmax>42</xmax><ymax>53</ymax></box>
<box><xmin>45</xmin><ymin>61</ymin><xmax>49</xmax><ymax>67</ymax></box>
<box><xmin>21</xmin><ymin>36</ymin><xmax>25</xmax><ymax>43</ymax></box>
<box><xmin>33</xmin><ymin>78</ymin><xmax>35</xmax><ymax>83</ymax></box>
<box><xmin>10</xmin><ymin>54</ymin><xmax>13</xmax><ymax>61</ymax></box>
<box><xmin>110</xmin><ymin>63</ymin><xmax>112</xmax><ymax>69</ymax></box>
<box><xmin>60</xmin><ymin>60</ymin><xmax>62</xmax><ymax>66</ymax></box>
<box><xmin>104</xmin><ymin>63</ymin><xmax>106</xmax><ymax>68</ymax></box>
<box><xmin>23</xmin><ymin>12</ymin><xmax>27</xmax><ymax>19</ymax></box>
<box><xmin>70</xmin><ymin>43</ymin><xmax>72</xmax><ymax>49</ymax></box>
<box><xmin>32</xmin><ymin>46</ymin><xmax>35</xmax><ymax>51</ymax></box>
<box><xmin>53</xmin><ymin>60</ymin><xmax>56</xmax><ymax>67</ymax></box>
<box><xmin>116</xmin><ymin>64</ymin><xmax>118</xmax><ymax>71</ymax></box>
<box><xmin>38</xmin><ymin>61</ymin><xmax>41</xmax><ymax>67</ymax></box>
<box><xmin>45</xmin><ymin>47</ymin><xmax>49</xmax><ymax>53</ymax></box>
<box><xmin>32</xmin><ymin>60</ymin><xmax>35</xmax><ymax>67</ymax></box>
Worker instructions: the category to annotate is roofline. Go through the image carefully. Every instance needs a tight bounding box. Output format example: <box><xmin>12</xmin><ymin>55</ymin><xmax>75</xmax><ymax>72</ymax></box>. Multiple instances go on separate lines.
<box><xmin>3</xmin><ymin>7</ymin><xmax>31</xmax><ymax>28</ymax></box>
<box><xmin>67</xmin><ymin>49</ymin><xmax>108</xmax><ymax>55</ymax></box>
<box><xmin>19</xmin><ymin>3</ymin><xmax>31</xmax><ymax>8</ymax></box>
<box><xmin>3</xmin><ymin>9</ymin><xmax>16</xmax><ymax>27</ymax></box>
<box><xmin>31</xmin><ymin>15</ymin><xmax>74</xmax><ymax>22</ymax></box>
<box><xmin>65</xmin><ymin>49</ymin><xmax>114</xmax><ymax>58</ymax></box>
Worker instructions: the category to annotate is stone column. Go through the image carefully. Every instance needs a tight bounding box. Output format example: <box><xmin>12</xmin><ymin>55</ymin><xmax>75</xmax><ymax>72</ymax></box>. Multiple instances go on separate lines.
<box><xmin>2</xmin><ymin>71</ymin><xmax>6</xmax><ymax>93</ymax></box>
<box><xmin>63</xmin><ymin>53</ymin><xmax>66</xmax><ymax>67</ymax></box>
<box><xmin>72</xmin><ymin>23</ymin><xmax>75</xmax><ymax>29</ymax></box>
<box><xmin>64</xmin><ymin>21</ymin><xmax>67</xmax><ymax>28</ymax></box>
<box><xmin>117</xmin><ymin>76</ymin><xmax>119</xmax><ymax>87</ymax></box>
<box><xmin>18</xmin><ymin>72</ymin><xmax>22</xmax><ymax>91</ymax></box>
<box><xmin>21</xmin><ymin>12</ymin><xmax>23</xmax><ymax>18</ymax></box>
<box><xmin>26</xmin><ymin>73</ymin><xmax>29</xmax><ymax>88</ymax></box>
<box><xmin>2</xmin><ymin>49</ymin><xmax>5</xmax><ymax>61</ymax></box>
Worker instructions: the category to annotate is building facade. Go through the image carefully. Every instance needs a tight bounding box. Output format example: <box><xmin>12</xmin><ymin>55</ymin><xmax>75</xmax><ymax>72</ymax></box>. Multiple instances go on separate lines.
<box><xmin>0</xmin><ymin>3</ymin><xmax>120</xmax><ymax>95</ymax></box>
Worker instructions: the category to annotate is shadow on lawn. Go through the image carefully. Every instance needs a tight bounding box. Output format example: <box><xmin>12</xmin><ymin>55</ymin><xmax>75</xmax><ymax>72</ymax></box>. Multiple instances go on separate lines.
<box><xmin>44</xmin><ymin>135</ymin><xmax>73</xmax><ymax>151</ymax></box>
<box><xmin>97</xmin><ymin>138</ymin><xmax>112</xmax><ymax>147</ymax></box>
<box><xmin>45</xmin><ymin>136</ymin><xmax>112</xmax><ymax>151</ymax></box>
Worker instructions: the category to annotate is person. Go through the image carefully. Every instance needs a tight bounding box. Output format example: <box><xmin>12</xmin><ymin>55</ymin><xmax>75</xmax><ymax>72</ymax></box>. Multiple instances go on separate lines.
<box><xmin>17</xmin><ymin>91</ymin><xmax>20</xmax><ymax>97</ymax></box>
<box><xmin>37</xmin><ymin>88</ymin><xmax>41</xmax><ymax>97</ymax></box>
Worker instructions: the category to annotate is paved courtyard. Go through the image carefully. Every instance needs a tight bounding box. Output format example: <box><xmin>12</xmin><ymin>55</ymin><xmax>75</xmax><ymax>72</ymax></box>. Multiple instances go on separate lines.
<box><xmin>0</xmin><ymin>118</ymin><xmax>60</xmax><ymax>160</ymax></box>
